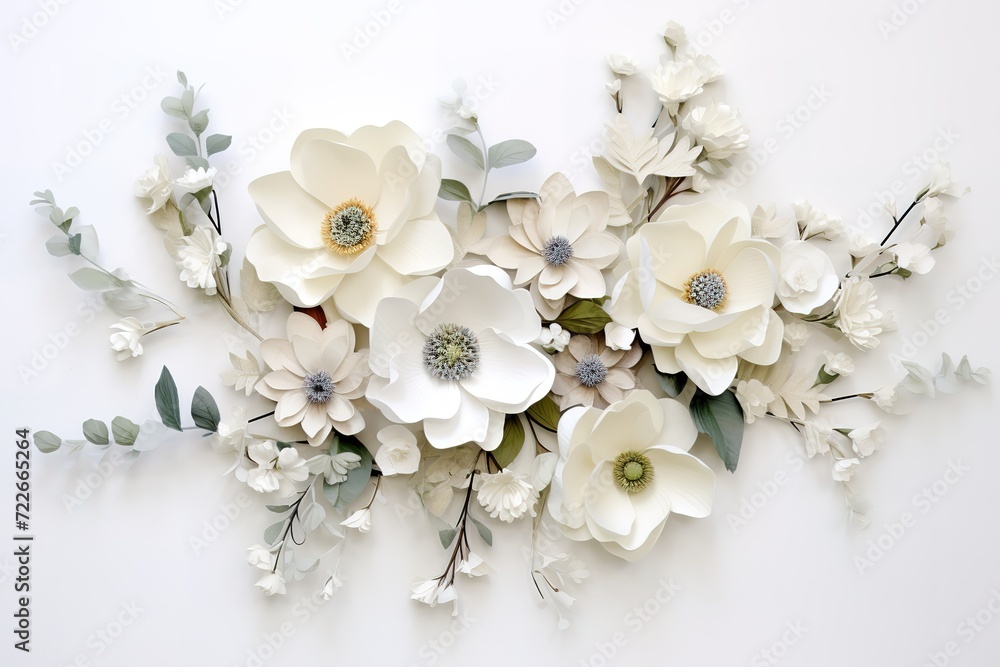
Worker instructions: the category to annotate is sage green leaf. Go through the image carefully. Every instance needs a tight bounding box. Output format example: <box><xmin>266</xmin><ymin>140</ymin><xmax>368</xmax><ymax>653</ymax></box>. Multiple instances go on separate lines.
<box><xmin>188</xmin><ymin>109</ymin><xmax>210</xmax><ymax>136</ymax></box>
<box><xmin>656</xmin><ymin>370</ymin><xmax>687</xmax><ymax>398</ymax></box>
<box><xmin>689</xmin><ymin>388</ymin><xmax>744</xmax><ymax>473</ymax></box>
<box><xmin>439</xmin><ymin>528</ymin><xmax>457</xmax><ymax>549</ymax></box>
<box><xmin>488</xmin><ymin>139</ymin><xmax>537</xmax><ymax>169</ymax></box>
<box><xmin>63</xmin><ymin>206</ymin><xmax>79</xmax><ymax>221</ymax></box>
<box><xmin>494</xmin><ymin>414</ymin><xmax>525</xmax><ymax>469</ymax></box>
<box><xmin>33</xmin><ymin>431</ymin><xmax>61</xmax><ymax>454</ymax></box>
<box><xmin>45</xmin><ymin>235</ymin><xmax>71</xmax><ymax>257</ymax></box>
<box><xmin>446</xmin><ymin>134</ymin><xmax>485</xmax><ymax>170</ymax></box>
<box><xmin>266</xmin><ymin>504</ymin><xmax>291</xmax><ymax>513</ymax></box>
<box><xmin>191</xmin><ymin>386</ymin><xmax>220</xmax><ymax>432</ymax></box>
<box><xmin>321</xmin><ymin>479</ymin><xmax>340</xmax><ymax>507</ymax></box>
<box><xmin>186</xmin><ymin>156</ymin><xmax>210</xmax><ymax>171</ymax></box>
<box><xmin>815</xmin><ymin>368</ymin><xmax>839</xmax><ymax>386</ymax></box>
<box><xmin>166</xmin><ymin>132</ymin><xmax>197</xmax><ymax>157</ymax></box>
<box><xmin>154</xmin><ymin>367</ymin><xmax>183</xmax><ymax>431</ymax></box>
<box><xmin>264</xmin><ymin>520</ymin><xmax>284</xmax><ymax>546</ymax></box>
<box><xmin>181</xmin><ymin>89</ymin><xmax>194</xmax><ymax>116</ymax></box>
<box><xmin>438</xmin><ymin>178</ymin><xmax>473</xmax><ymax>203</ymax></box>
<box><xmin>470</xmin><ymin>516</ymin><xmax>493</xmax><ymax>547</ymax></box>
<box><xmin>67</xmin><ymin>234</ymin><xmax>82</xmax><ymax>255</ymax></box>
<box><xmin>554</xmin><ymin>300</ymin><xmax>612</xmax><ymax>334</ymax></box>
<box><xmin>68</xmin><ymin>267</ymin><xmax>124</xmax><ymax>292</ymax></box>
<box><xmin>526</xmin><ymin>395</ymin><xmax>560</xmax><ymax>432</ymax></box>
<box><xmin>206</xmin><ymin>133</ymin><xmax>232</xmax><ymax>156</ymax></box>
<box><xmin>111</xmin><ymin>417</ymin><xmax>140</xmax><ymax>446</ymax></box>
<box><xmin>82</xmin><ymin>419</ymin><xmax>109</xmax><ymax>445</ymax></box>
<box><xmin>161</xmin><ymin>96</ymin><xmax>187</xmax><ymax>118</ymax></box>
<box><xmin>333</xmin><ymin>437</ymin><xmax>373</xmax><ymax>512</ymax></box>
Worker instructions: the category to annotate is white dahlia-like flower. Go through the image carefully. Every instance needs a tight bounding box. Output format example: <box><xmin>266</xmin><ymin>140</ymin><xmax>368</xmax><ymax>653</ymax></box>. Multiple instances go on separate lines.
<box><xmin>133</xmin><ymin>155</ymin><xmax>173</xmax><ymax>214</ymax></box>
<box><xmin>476</xmin><ymin>469</ymin><xmax>537</xmax><ymax>522</ymax></box>
<box><xmin>681</xmin><ymin>103</ymin><xmax>748</xmax><ymax>162</ymax></box>
<box><xmin>776</xmin><ymin>240</ymin><xmax>839</xmax><ymax>315</ymax></box>
<box><xmin>366</xmin><ymin>267</ymin><xmax>555</xmax><ymax>450</ymax></box>
<box><xmin>793</xmin><ymin>200</ymin><xmax>844</xmax><ymax>241</ymax></box>
<box><xmin>610</xmin><ymin>201</ymin><xmax>783</xmax><ymax>395</ymax></box>
<box><xmin>487</xmin><ymin>173</ymin><xmax>621</xmax><ymax>319</ymax></box>
<box><xmin>245</xmin><ymin>122</ymin><xmax>453</xmax><ymax>325</ymax></box>
<box><xmin>735</xmin><ymin>379</ymin><xmax>774</xmax><ymax>424</ymax></box>
<box><xmin>174</xmin><ymin>166</ymin><xmax>217</xmax><ymax>192</ymax></box>
<box><xmin>256</xmin><ymin>312</ymin><xmax>370</xmax><ymax>447</ymax></box>
<box><xmin>109</xmin><ymin>317</ymin><xmax>145</xmax><ymax>361</ymax></box>
<box><xmin>549</xmin><ymin>390</ymin><xmax>715</xmax><ymax>561</ymax></box>
<box><xmin>176</xmin><ymin>225</ymin><xmax>227</xmax><ymax>295</ymax></box>
<box><xmin>835</xmin><ymin>277</ymin><xmax>888</xmax><ymax>351</ymax></box>
<box><xmin>650</xmin><ymin>56</ymin><xmax>723</xmax><ymax>114</ymax></box>
<box><xmin>822</xmin><ymin>351</ymin><xmax>855</xmax><ymax>377</ymax></box>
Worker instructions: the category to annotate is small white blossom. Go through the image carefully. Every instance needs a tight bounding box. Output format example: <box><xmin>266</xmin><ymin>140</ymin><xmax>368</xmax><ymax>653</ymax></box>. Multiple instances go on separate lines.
<box><xmin>457</xmin><ymin>552</ymin><xmax>495</xmax><ymax>578</ymax></box>
<box><xmin>411</xmin><ymin>579</ymin><xmax>458</xmax><ymax>614</ymax></box>
<box><xmin>537</xmin><ymin>323</ymin><xmax>571</xmax><ymax>352</ymax></box>
<box><xmin>247</xmin><ymin>544</ymin><xmax>275</xmax><ymax>570</ymax></box>
<box><xmin>174</xmin><ymin>166</ymin><xmax>217</xmax><ymax>192</ymax></box>
<box><xmin>871</xmin><ymin>384</ymin><xmax>907</xmax><ymax>414</ymax></box>
<box><xmin>606</xmin><ymin>79</ymin><xmax>622</xmax><ymax>96</ymax></box>
<box><xmin>849</xmin><ymin>423</ymin><xmax>887</xmax><ymax>457</ymax></box>
<box><xmin>340</xmin><ymin>508</ymin><xmax>371</xmax><ymax>533</ymax></box>
<box><xmin>254</xmin><ymin>571</ymin><xmax>286</xmax><ymax>596</ymax></box>
<box><xmin>109</xmin><ymin>317</ymin><xmax>145</xmax><ymax>361</ymax></box>
<box><xmin>921</xmin><ymin>198</ymin><xmax>953</xmax><ymax>246</ymax></box>
<box><xmin>438</xmin><ymin>79</ymin><xmax>478</xmax><ymax>129</ymax></box>
<box><xmin>681</xmin><ymin>103</ymin><xmax>749</xmax><ymax>162</ymax></box>
<box><xmin>832</xmin><ymin>458</ymin><xmax>861</xmax><ymax>482</ymax></box>
<box><xmin>374</xmin><ymin>425</ymin><xmax>421</xmax><ymax>476</ymax></box>
<box><xmin>836</xmin><ymin>278</ymin><xmax>887</xmax><ymax>351</ymax></box>
<box><xmin>606</xmin><ymin>53</ymin><xmax>640</xmax><ymax>76</ymax></box>
<box><xmin>176</xmin><ymin>225</ymin><xmax>227</xmax><ymax>295</ymax></box>
<box><xmin>246</xmin><ymin>442</ymin><xmax>309</xmax><ymax>497</ymax></box>
<box><xmin>662</xmin><ymin>20</ymin><xmax>687</xmax><ymax>47</ymax></box>
<box><xmin>893</xmin><ymin>242</ymin><xmax>935</xmax><ymax>274</ymax></box>
<box><xmin>803</xmin><ymin>421</ymin><xmax>835</xmax><ymax>458</ymax></box>
<box><xmin>321</xmin><ymin>574</ymin><xmax>343</xmax><ymax>600</ymax></box>
<box><xmin>603</xmin><ymin>322</ymin><xmax>636</xmax><ymax>351</ymax></box>
<box><xmin>476</xmin><ymin>469</ymin><xmax>537</xmax><ymax>522</ymax></box>
<box><xmin>794</xmin><ymin>200</ymin><xmax>844</xmax><ymax>240</ymax></box>
<box><xmin>921</xmin><ymin>163</ymin><xmax>969</xmax><ymax>200</ymax></box>
<box><xmin>823</xmin><ymin>351</ymin><xmax>855</xmax><ymax>377</ymax></box>
<box><xmin>133</xmin><ymin>155</ymin><xmax>173</xmax><ymax>214</ymax></box>
<box><xmin>783</xmin><ymin>320</ymin><xmax>812</xmax><ymax>352</ymax></box>
<box><xmin>846</xmin><ymin>227</ymin><xmax>879</xmax><ymax>259</ymax></box>
<box><xmin>735</xmin><ymin>379</ymin><xmax>774</xmax><ymax>424</ymax></box>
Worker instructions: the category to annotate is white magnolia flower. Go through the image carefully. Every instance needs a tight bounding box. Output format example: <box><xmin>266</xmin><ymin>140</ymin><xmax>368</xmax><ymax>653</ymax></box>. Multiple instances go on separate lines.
<box><xmin>662</xmin><ymin>21</ymin><xmax>687</xmax><ymax>47</ymax></box>
<box><xmin>604</xmin><ymin>322</ymin><xmax>636</xmax><ymax>351</ymax></box>
<box><xmin>793</xmin><ymin>201</ymin><xmax>844</xmax><ymax>240</ymax></box>
<box><xmin>823</xmin><ymin>351</ymin><xmax>855</xmax><ymax>377</ymax></box>
<box><xmin>835</xmin><ymin>277</ymin><xmax>887</xmax><ymax>351</ymax></box>
<box><xmin>681</xmin><ymin>104</ymin><xmax>749</xmax><ymax>162</ymax></box>
<box><xmin>255</xmin><ymin>571</ymin><xmax>286</xmax><ymax>596</ymax></box>
<box><xmin>921</xmin><ymin>163</ymin><xmax>969</xmax><ymax>200</ymax></box>
<box><xmin>340</xmin><ymin>508</ymin><xmax>372</xmax><ymax>532</ymax></box>
<box><xmin>487</xmin><ymin>173</ymin><xmax>621</xmax><ymax>319</ymax></box>
<box><xmin>607</xmin><ymin>53</ymin><xmax>640</xmax><ymax>76</ymax></box>
<box><xmin>611</xmin><ymin>201</ymin><xmax>783</xmax><ymax>396</ymax></box>
<box><xmin>307</xmin><ymin>451</ymin><xmax>362</xmax><ymax>485</ymax></box>
<box><xmin>921</xmin><ymin>198</ymin><xmax>953</xmax><ymax>246</ymax></box>
<box><xmin>374</xmin><ymin>425</ymin><xmax>421</xmax><ymax>475</ymax></box>
<box><xmin>832</xmin><ymin>458</ymin><xmax>860</xmax><ymax>482</ymax></box>
<box><xmin>366</xmin><ymin>267</ymin><xmax>555</xmax><ymax>450</ymax></box>
<box><xmin>174</xmin><ymin>166</ymin><xmax>217</xmax><ymax>191</ymax></box>
<box><xmin>893</xmin><ymin>242</ymin><xmax>935</xmax><ymax>274</ymax></box>
<box><xmin>247</xmin><ymin>544</ymin><xmax>275</xmax><ymax>570</ymax></box>
<box><xmin>256</xmin><ymin>312</ymin><xmax>369</xmax><ymax>447</ymax></box>
<box><xmin>783</xmin><ymin>320</ymin><xmax>811</xmax><ymax>352</ymax></box>
<box><xmin>650</xmin><ymin>55</ymin><xmax>723</xmax><ymax>114</ymax></box>
<box><xmin>245</xmin><ymin>122</ymin><xmax>453</xmax><ymax>325</ymax></box>
<box><xmin>321</xmin><ymin>574</ymin><xmax>343</xmax><ymax>600</ymax></box>
<box><xmin>457</xmin><ymin>552</ymin><xmax>494</xmax><ymax>577</ymax></box>
<box><xmin>549</xmin><ymin>391</ymin><xmax>714</xmax><ymax>561</ymax></box>
<box><xmin>776</xmin><ymin>240</ymin><xmax>839</xmax><ymax>314</ymax></box>
<box><xmin>109</xmin><ymin>317</ymin><xmax>145</xmax><ymax>361</ymax></box>
<box><xmin>735</xmin><ymin>379</ymin><xmax>775</xmax><ymax>424</ymax></box>
<box><xmin>476</xmin><ymin>469</ymin><xmax>537</xmax><ymax>522</ymax></box>
<box><xmin>176</xmin><ymin>225</ymin><xmax>226</xmax><ymax>295</ymax></box>
<box><xmin>803</xmin><ymin>421</ymin><xmax>835</xmax><ymax>458</ymax></box>
<box><xmin>133</xmin><ymin>155</ymin><xmax>173</xmax><ymax>214</ymax></box>
<box><xmin>246</xmin><ymin>442</ymin><xmax>310</xmax><ymax>497</ymax></box>
<box><xmin>537</xmin><ymin>323</ymin><xmax>572</xmax><ymax>353</ymax></box>
<box><xmin>849</xmin><ymin>423</ymin><xmax>887</xmax><ymax>457</ymax></box>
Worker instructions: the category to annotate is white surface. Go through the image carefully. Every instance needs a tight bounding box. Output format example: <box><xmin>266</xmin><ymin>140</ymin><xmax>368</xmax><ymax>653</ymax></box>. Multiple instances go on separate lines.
<box><xmin>3</xmin><ymin>0</ymin><xmax>1000</xmax><ymax>665</ymax></box>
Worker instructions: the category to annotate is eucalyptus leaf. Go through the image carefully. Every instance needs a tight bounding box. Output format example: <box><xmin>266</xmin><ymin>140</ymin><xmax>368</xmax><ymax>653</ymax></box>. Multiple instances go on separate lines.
<box><xmin>154</xmin><ymin>367</ymin><xmax>183</xmax><ymax>431</ymax></box>
<box><xmin>494</xmin><ymin>415</ymin><xmax>525</xmax><ymax>468</ymax></box>
<box><xmin>82</xmin><ymin>419</ymin><xmax>109</xmax><ymax>445</ymax></box>
<box><xmin>45</xmin><ymin>234</ymin><xmax>71</xmax><ymax>257</ymax></box>
<box><xmin>446</xmin><ymin>134</ymin><xmax>485</xmax><ymax>170</ymax></box>
<box><xmin>67</xmin><ymin>234</ymin><xmax>82</xmax><ymax>255</ymax></box>
<box><xmin>111</xmin><ymin>417</ymin><xmax>140</xmax><ymax>446</ymax></box>
<box><xmin>656</xmin><ymin>370</ymin><xmax>687</xmax><ymax>398</ymax></box>
<box><xmin>322</xmin><ymin>479</ymin><xmax>340</xmax><ymax>507</ymax></box>
<box><xmin>439</xmin><ymin>528</ymin><xmax>457</xmax><ymax>549</ymax></box>
<box><xmin>166</xmin><ymin>133</ymin><xmax>198</xmax><ymax>157</ymax></box>
<box><xmin>63</xmin><ymin>206</ymin><xmax>79</xmax><ymax>221</ymax></box>
<box><xmin>554</xmin><ymin>300</ymin><xmax>612</xmax><ymax>334</ymax></box>
<box><xmin>488</xmin><ymin>139</ymin><xmax>537</xmax><ymax>169</ymax></box>
<box><xmin>266</xmin><ymin>504</ymin><xmax>291</xmax><ymax>513</ymax></box>
<box><xmin>689</xmin><ymin>389</ymin><xmax>745</xmax><ymax>473</ymax></box>
<box><xmin>186</xmin><ymin>156</ymin><xmax>210</xmax><ymax>171</ymax></box>
<box><xmin>264</xmin><ymin>520</ymin><xmax>285</xmax><ymax>546</ymax></box>
<box><xmin>438</xmin><ymin>178</ymin><xmax>474</xmax><ymax>203</ymax></box>
<box><xmin>181</xmin><ymin>89</ymin><xmax>194</xmax><ymax>116</ymax></box>
<box><xmin>33</xmin><ymin>431</ymin><xmax>61</xmax><ymax>454</ymax></box>
<box><xmin>526</xmin><ymin>395</ymin><xmax>561</xmax><ymax>432</ymax></box>
<box><xmin>206</xmin><ymin>133</ymin><xmax>232</xmax><ymax>156</ymax></box>
<box><xmin>68</xmin><ymin>267</ymin><xmax>124</xmax><ymax>292</ymax></box>
<box><xmin>177</xmin><ymin>71</ymin><xmax>188</xmax><ymax>87</ymax></box>
<box><xmin>470</xmin><ymin>516</ymin><xmax>493</xmax><ymax>547</ymax></box>
<box><xmin>188</xmin><ymin>109</ymin><xmax>210</xmax><ymax>136</ymax></box>
<box><xmin>191</xmin><ymin>386</ymin><xmax>220</xmax><ymax>432</ymax></box>
<box><xmin>161</xmin><ymin>96</ymin><xmax>188</xmax><ymax>119</ymax></box>
<box><xmin>333</xmin><ymin>437</ymin><xmax>373</xmax><ymax>512</ymax></box>
<box><xmin>300</xmin><ymin>502</ymin><xmax>326</xmax><ymax>532</ymax></box>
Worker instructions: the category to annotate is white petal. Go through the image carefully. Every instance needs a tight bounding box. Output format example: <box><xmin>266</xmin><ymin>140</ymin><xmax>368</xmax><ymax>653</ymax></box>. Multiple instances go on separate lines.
<box><xmin>331</xmin><ymin>256</ymin><xmax>408</xmax><ymax>326</ymax></box>
<box><xmin>674</xmin><ymin>338</ymin><xmax>737</xmax><ymax>396</ymax></box>
<box><xmin>644</xmin><ymin>447</ymin><xmax>715</xmax><ymax>517</ymax></box>
<box><xmin>423</xmin><ymin>389</ymin><xmax>490</xmax><ymax>449</ymax></box>
<box><xmin>369</xmin><ymin>297</ymin><xmax>423</xmax><ymax>377</ymax></box>
<box><xmin>369</xmin><ymin>350</ymin><xmax>461</xmax><ymax>422</ymax></box>
<box><xmin>378</xmin><ymin>217</ymin><xmax>454</xmax><ymax>276</ymax></box>
<box><xmin>248</xmin><ymin>172</ymin><xmax>329</xmax><ymax>249</ymax></box>
<box><xmin>459</xmin><ymin>329</ymin><xmax>555</xmax><ymax>411</ymax></box>
<box><xmin>720</xmin><ymin>247</ymin><xmax>775</xmax><ymax>313</ymax></box>
<box><xmin>584</xmin><ymin>462</ymin><xmax>636</xmax><ymax>536</ymax></box>
<box><xmin>293</xmin><ymin>139</ymin><xmax>378</xmax><ymax>208</ymax></box>
<box><xmin>737</xmin><ymin>310</ymin><xmax>784</xmax><ymax>366</ymax></box>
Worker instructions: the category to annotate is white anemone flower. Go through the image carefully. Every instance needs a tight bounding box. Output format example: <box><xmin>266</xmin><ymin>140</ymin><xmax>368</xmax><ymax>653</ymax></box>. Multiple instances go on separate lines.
<box><xmin>549</xmin><ymin>390</ymin><xmax>714</xmax><ymax>561</ymax></box>
<box><xmin>245</xmin><ymin>122</ymin><xmax>453</xmax><ymax>325</ymax></box>
<box><xmin>366</xmin><ymin>267</ymin><xmax>555</xmax><ymax>450</ymax></box>
<box><xmin>776</xmin><ymin>240</ymin><xmax>839</xmax><ymax>315</ymax></box>
<box><xmin>610</xmin><ymin>201</ymin><xmax>783</xmax><ymax>396</ymax></box>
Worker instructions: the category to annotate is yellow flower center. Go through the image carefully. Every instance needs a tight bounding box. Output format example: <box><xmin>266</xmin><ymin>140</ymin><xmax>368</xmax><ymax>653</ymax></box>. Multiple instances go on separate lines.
<box><xmin>322</xmin><ymin>198</ymin><xmax>377</xmax><ymax>255</ymax></box>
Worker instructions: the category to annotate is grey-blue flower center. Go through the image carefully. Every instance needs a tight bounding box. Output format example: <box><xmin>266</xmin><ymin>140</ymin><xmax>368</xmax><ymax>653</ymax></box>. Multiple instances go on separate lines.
<box><xmin>423</xmin><ymin>324</ymin><xmax>480</xmax><ymax>381</ymax></box>
<box><xmin>543</xmin><ymin>235</ymin><xmax>574</xmax><ymax>266</ymax></box>
<box><xmin>683</xmin><ymin>270</ymin><xmax>728</xmax><ymax>311</ymax></box>
<box><xmin>322</xmin><ymin>198</ymin><xmax>377</xmax><ymax>255</ymax></box>
<box><xmin>303</xmin><ymin>370</ymin><xmax>335</xmax><ymax>403</ymax></box>
<box><xmin>575</xmin><ymin>353</ymin><xmax>607</xmax><ymax>387</ymax></box>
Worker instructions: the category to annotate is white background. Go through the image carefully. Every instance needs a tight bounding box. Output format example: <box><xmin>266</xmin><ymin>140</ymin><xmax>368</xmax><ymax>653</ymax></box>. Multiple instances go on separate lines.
<box><xmin>3</xmin><ymin>0</ymin><xmax>1000</xmax><ymax>665</ymax></box>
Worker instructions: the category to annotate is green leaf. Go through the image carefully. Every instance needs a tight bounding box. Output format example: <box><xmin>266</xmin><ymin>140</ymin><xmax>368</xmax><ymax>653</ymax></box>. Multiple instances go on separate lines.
<box><xmin>321</xmin><ymin>479</ymin><xmax>340</xmax><ymax>507</ymax></box>
<box><xmin>554</xmin><ymin>300</ymin><xmax>612</xmax><ymax>334</ymax></box>
<box><xmin>68</xmin><ymin>267</ymin><xmax>125</xmax><ymax>292</ymax></box>
<box><xmin>493</xmin><ymin>414</ymin><xmax>525</xmax><ymax>469</ymax></box>
<box><xmin>264</xmin><ymin>520</ymin><xmax>284</xmax><ymax>546</ymax></box>
<box><xmin>67</xmin><ymin>234</ymin><xmax>82</xmax><ymax>256</ymax></box>
<box><xmin>111</xmin><ymin>417</ymin><xmax>140</xmax><ymax>446</ymax></box>
<box><xmin>815</xmin><ymin>368</ymin><xmax>839</xmax><ymax>386</ymax></box>
<box><xmin>266</xmin><ymin>504</ymin><xmax>291</xmax><ymax>513</ymax></box>
<box><xmin>188</xmin><ymin>109</ymin><xmax>210</xmax><ymax>136</ymax></box>
<box><xmin>656</xmin><ymin>370</ymin><xmax>687</xmax><ymax>398</ymax></box>
<box><xmin>186</xmin><ymin>156</ymin><xmax>210</xmax><ymax>171</ymax></box>
<box><xmin>205</xmin><ymin>133</ymin><xmax>232</xmax><ymax>156</ymax></box>
<box><xmin>166</xmin><ymin>133</ymin><xmax>198</xmax><ymax>157</ymax></box>
<box><xmin>154</xmin><ymin>367</ymin><xmax>183</xmax><ymax>431</ymax></box>
<box><xmin>689</xmin><ymin>389</ymin><xmax>745</xmax><ymax>473</ymax></box>
<box><xmin>63</xmin><ymin>206</ymin><xmax>80</xmax><ymax>221</ymax></box>
<box><xmin>487</xmin><ymin>191</ymin><xmax>539</xmax><ymax>206</ymax></box>
<box><xmin>45</xmin><ymin>235</ymin><xmax>71</xmax><ymax>257</ymax></box>
<box><xmin>526</xmin><ymin>395</ymin><xmax>561</xmax><ymax>432</ymax></box>
<box><xmin>161</xmin><ymin>96</ymin><xmax>187</xmax><ymax>119</ymax></box>
<box><xmin>446</xmin><ymin>134</ymin><xmax>485</xmax><ymax>170</ymax></box>
<box><xmin>181</xmin><ymin>89</ymin><xmax>194</xmax><ymax>116</ymax></box>
<box><xmin>488</xmin><ymin>139</ymin><xmax>537</xmax><ymax>169</ymax></box>
<box><xmin>894</xmin><ymin>266</ymin><xmax>913</xmax><ymax>279</ymax></box>
<box><xmin>470</xmin><ymin>516</ymin><xmax>493</xmax><ymax>547</ymax></box>
<box><xmin>438</xmin><ymin>178</ymin><xmax>474</xmax><ymax>203</ymax></box>
<box><xmin>333</xmin><ymin>437</ymin><xmax>373</xmax><ymax>512</ymax></box>
<box><xmin>439</xmin><ymin>528</ymin><xmax>457</xmax><ymax>549</ymax></box>
<box><xmin>176</xmin><ymin>70</ymin><xmax>188</xmax><ymax>87</ymax></box>
<box><xmin>82</xmin><ymin>419</ymin><xmax>109</xmax><ymax>445</ymax></box>
<box><xmin>33</xmin><ymin>431</ymin><xmax>61</xmax><ymax>454</ymax></box>
<box><xmin>191</xmin><ymin>386</ymin><xmax>220</xmax><ymax>432</ymax></box>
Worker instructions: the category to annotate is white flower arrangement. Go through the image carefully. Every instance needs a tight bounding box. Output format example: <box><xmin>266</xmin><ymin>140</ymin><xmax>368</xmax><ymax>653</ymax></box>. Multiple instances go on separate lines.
<box><xmin>30</xmin><ymin>27</ymin><xmax>989</xmax><ymax>627</ymax></box>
